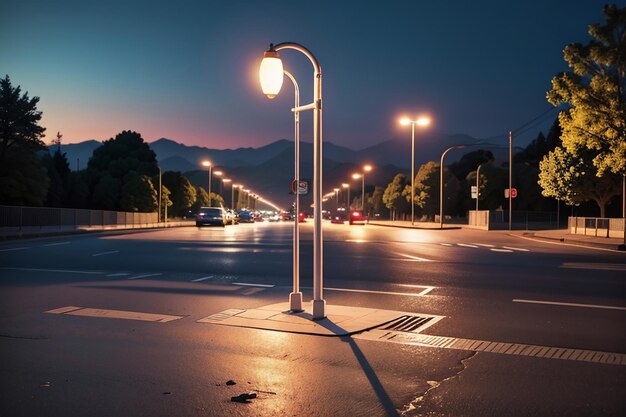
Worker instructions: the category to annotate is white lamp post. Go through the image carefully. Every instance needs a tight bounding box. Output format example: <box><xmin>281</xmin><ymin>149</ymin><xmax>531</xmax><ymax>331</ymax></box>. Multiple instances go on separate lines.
<box><xmin>260</xmin><ymin>42</ymin><xmax>325</xmax><ymax>319</ymax></box>
<box><xmin>333</xmin><ymin>187</ymin><xmax>340</xmax><ymax>211</ymax></box>
<box><xmin>439</xmin><ymin>145</ymin><xmax>465</xmax><ymax>228</ymax></box>
<box><xmin>202</xmin><ymin>161</ymin><xmax>212</xmax><ymax>206</ymax></box>
<box><xmin>400</xmin><ymin>117</ymin><xmax>430</xmax><ymax>225</ymax></box>
<box><xmin>342</xmin><ymin>183</ymin><xmax>350</xmax><ymax>209</ymax></box>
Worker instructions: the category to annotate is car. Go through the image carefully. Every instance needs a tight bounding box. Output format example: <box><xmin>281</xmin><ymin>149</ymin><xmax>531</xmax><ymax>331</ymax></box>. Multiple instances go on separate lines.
<box><xmin>225</xmin><ymin>209</ymin><xmax>239</xmax><ymax>225</ymax></box>
<box><xmin>349</xmin><ymin>210</ymin><xmax>366</xmax><ymax>225</ymax></box>
<box><xmin>237</xmin><ymin>210</ymin><xmax>254</xmax><ymax>223</ymax></box>
<box><xmin>298</xmin><ymin>212</ymin><xmax>306</xmax><ymax>223</ymax></box>
<box><xmin>330</xmin><ymin>209</ymin><xmax>347</xmax><ymax>224</ymax></box>
<box><xmin>195</xmin><ymin>207</ymin><xmax>227</xmax><ymax>227</ymax></box>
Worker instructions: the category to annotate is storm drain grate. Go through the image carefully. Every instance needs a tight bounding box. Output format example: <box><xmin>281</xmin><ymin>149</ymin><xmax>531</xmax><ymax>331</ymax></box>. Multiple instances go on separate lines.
<box><xmin>381</xmin><ymin>315</ymin><xmax>433</xmax><ymax>332</ymax></box>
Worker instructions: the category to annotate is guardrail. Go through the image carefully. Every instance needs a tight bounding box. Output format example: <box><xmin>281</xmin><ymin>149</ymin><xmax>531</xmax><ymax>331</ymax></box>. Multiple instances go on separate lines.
<box><xmin>0</xmin><ymin>205</ymin><xmax>158</xmax><ymax>236</ymax></box>
<box><xmin>568</xmin><ymin>216</ymin><xmax>625</xmax><ymax>239</ymax></box>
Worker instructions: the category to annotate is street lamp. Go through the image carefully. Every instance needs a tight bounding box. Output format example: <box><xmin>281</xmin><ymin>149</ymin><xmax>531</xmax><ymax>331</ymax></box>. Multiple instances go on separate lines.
<box><xmin>333</xmin><ymin>187</ymin><xmax>340</xmax><ymax>211</ymax></box>
<box><xmin>400</xmin><ymin>116</ymin><xmax>431</xmax><ymax>225</ymax></box>
<box><xmin>439</xmin><ymin>145</ymin><xmax>465</xmax><ymax>228</ymax></box>
<box><xmin>232</xmin><ymin>184</ymin><xmax>241</xmax><ymax>211</ymax></box>
<box><xmin>222</xmin><ymin>178</ymin><xmax>231</xmax><ymax>208</ymax></box>
<box><xmin>283</xmin><ymin>69</ymin><xmax>303</xmax><ymax>312</ymax></box>
<box><xmin>342</xmin><ymin>183</ymin><xmax>350</xmax><ymax>209</ymax></box>
<box><xmin>201</xmin><ymin>161</ymin><xmax>212</xmax><ymax>206</ymax></box>
<box><xmin>352</xmin><ymin>173</ymin><xmax>362</xmax><ymax>211</ymax></box>
<box><xmin>259</xmin><ymin>42</ymin><xmax>325</xmax><ymax>319</ymax></box>
<box><xmin>357</xmin><ymin>164</ymin><xmax>373</xmax><ymax>212</ymax></box>
<box><xmin>243</xmin><ymin>189</ymin><xmax>250</xmax><ymax>209</ymax></box>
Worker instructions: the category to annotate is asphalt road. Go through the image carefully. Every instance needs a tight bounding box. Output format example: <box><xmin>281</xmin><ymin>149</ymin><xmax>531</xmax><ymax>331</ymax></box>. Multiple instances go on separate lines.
<box><xmin>1</xmin><ymin>222</ymin><xmax>625</xmax><ymax>416</ymax></box>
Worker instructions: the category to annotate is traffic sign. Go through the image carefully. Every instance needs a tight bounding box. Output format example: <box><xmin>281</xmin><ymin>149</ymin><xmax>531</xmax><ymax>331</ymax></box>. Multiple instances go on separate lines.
<box><xmin>291</xmin><ymin>179</ymin><xmax>309</xmax><ymax>195</ymax></box>
<box><xmin>471</xmin><ymin>185</ymin><xmax>478</xmax><ymax>199</ymax></box>
<box><xmin>504</xmin><ymin>188</ymin><xmax>518</xmax><ymax>199</ymax></box>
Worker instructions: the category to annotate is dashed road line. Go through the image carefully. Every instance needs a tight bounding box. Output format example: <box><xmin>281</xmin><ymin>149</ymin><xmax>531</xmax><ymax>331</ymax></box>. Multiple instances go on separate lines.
<box><xmin>490</xmin><ymin>248</ymin><xmax>513</xmax><ymax>253</ymax></box>
<box><xmin>398</xmin><ymin>253</ymin><xmax>435</xmax><ymax>262</ymax></box>
<box><xmin>92</xmin><ymin>250</ymin><xmax>120</xmax><ymax>257</ymax></box>
<box><xmin>106</xmin><ymin>273</ymin><xmax>130</xmax><ymax>277</ymax></box>
<box><xmin>42</xmin><ymin>242</ymin><xmax>70</xmax><ymax>247</ymax></box>
<box><xmin>232</xmin><ymin>282</ymin><xmax>275</xmax><ymax>288</ymax></box>
<box><xmin>0</xmin><ymin>247</ymin><xmax>29</xmax><ymax>252</ymax></box>
<box><xmin>439</xmin><ymin>243</ymin><xmax>453</xmax><ymax>247</ymax></box>
<box><xmin>0</xmin><ymin>267</ymin><xmax>102</xmax><ymax>274</ymax></box>
<box><xmin>127</xmin><ymin>273</ymin><xmax>162</xmax><ymax>280</ymax></box>
<box><xmin>503</xmin><ymin>246</ymin><xmax>529</xmax><ymax>252</ymax></box>
<box><xmin>513</xmin><ymin>298</ymin><xmax>626</xmax><ymax>311</ymax></box>
<box><xmin>457</xmin><ymin>243</ymin><xmax>478</xmax><ymax>248</ymax></box>
<box><xmin>473</xmin><ymin>243</ymin><xmax>494</xmax><ymax>247</ymax></box>
<box><xmin>45</xmin><ymin>306</ymin><xmax>184</xmax><ymax>323</ymax></box>
<box><xmin>192</xmin><ymin>275</ymin><xmax>215</xmax><ymax>282</ymax></box>
<box><xmin>325</xmin><ymin>287</ymin><xmax>433</xmax><ymax>297</ymax></box>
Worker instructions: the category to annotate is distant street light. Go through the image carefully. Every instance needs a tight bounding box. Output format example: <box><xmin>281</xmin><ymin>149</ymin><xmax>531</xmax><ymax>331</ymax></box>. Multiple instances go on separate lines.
<box><xmin>355</xmin><ymin>164</ymin><xmax>373</xmax><ymax>212</ymax></box>
<box><xmin>400</xmin><ymin>116</ymin><xmax>431</xmax><ymax>225</ymax></box>
<box><xmin>202</xmin><ymin>161</ymin><xmax>212</xmax><ymax>206</ymax></box>
<box><xmin>222</xmin><ymin>178</ymin><xmax>231</xmax><ymax>208</ymax></box>
<box><xmin>439</xmin><ymin>145</ymin><xmax>465</xmax><ymax>228</ymax></box>
<box><xmin>333</xmin><ymin>187</ymin><xmax>340</xmax><ymax>211</ymax></box>
<box><xmin>260</xmin><ymin>41</ymin><xmax>326</xmax><ymax>318</ymax></box>
<box><xmin>342</xmin><ymin>183</ymin><xmax>350</xmax><ymax>209</ymax></box>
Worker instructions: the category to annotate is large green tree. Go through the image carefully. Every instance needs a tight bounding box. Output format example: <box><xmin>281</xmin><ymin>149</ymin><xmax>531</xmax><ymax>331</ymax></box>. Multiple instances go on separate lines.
<box><xmin>410</xmin><ymin>161</ymin><xmax>460</xmax><ymax>219</ymax></box>
<box><xmin>119</xmin><ymin>172</ymin><xmax>157</xmax><ymax>212</ymax></box>
<box><xmin>0</xmin><ymin>75</ymin><xmax>49</xmax><ymax>206</ymax></box>
<box><xmin>383</xmin><ymin>174</ymin><xmax>409</xmax><ymax>219</ymax></box>
<box><xmin>162</xmin><ymin>171</ymin><xmax>196</xmax><ymax>217</ymax></box>
<box><xmin>547</xmin><ymin>5</ymin><xmax>625</xmax><ymax>177</ymax></box>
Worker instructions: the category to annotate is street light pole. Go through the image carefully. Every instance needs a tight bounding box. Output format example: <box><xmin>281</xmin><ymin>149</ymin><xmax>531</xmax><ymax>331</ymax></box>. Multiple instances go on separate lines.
<box><xmin>158</xmin><ymin>166</ymin><xmax>162</xmax><ymax>223</ymax></box>
<box><xmin>400</xmin><ymin>117</ymin><xmax>430</xmax><ymax>225</ymax></box>
<box><xmin>334</xmin><ymin>188</ymin><xmax>340</xmax><ymax>211</ymax></box>
<box><xmin>439</xmin><ymin>145</ymin><xmax>465</xmax><ymax>228</ymax></box>
<box><xmin>202</xmin><ymin>161</ymin><xmax>212</xmax><ymax>206</ymax></box>
<box><xmin>260</xmin><ymin>42</ymin><xmax>325</xmax><ymax>319</ymax></box>
<box><xmin>509</xmin><ymin>131</ymin><xmax>513</xmax><ymax>231</ymax></box>
<box><xmin>284</xmin><ymin>69</ymin><xmax>303</xmax><ymax>312</ymax></box>
<box><xmin>342</xmin><ymin>183</ymin><xmax>350</xmax><ymax>209</ymax></box>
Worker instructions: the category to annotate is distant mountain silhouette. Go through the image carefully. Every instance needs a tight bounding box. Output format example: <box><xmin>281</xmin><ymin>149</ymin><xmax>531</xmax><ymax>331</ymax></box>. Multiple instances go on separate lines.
<box><xmin>57</xmin><ymin>133</ymin><xmax>518</xmax><ymax>209</ymax></box>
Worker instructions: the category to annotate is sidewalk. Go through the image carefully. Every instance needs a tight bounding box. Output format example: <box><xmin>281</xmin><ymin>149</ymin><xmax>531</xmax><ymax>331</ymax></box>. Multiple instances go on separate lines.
<box><xmin>367</xmin><ymin>220</ymin><xmax>625</xmax><ymax>251</ymax></box>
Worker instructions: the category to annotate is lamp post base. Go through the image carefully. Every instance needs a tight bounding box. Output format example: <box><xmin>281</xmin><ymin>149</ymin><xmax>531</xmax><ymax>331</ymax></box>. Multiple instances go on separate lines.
<box><xmin>289</xmin><ymin>292</ymin><xmax>303</xmax><ymax>312</ymax></box>
<box><xmin>312</xmin><ymin>299</ymin><xmax>326</xmax><ymax>320</ymax></box>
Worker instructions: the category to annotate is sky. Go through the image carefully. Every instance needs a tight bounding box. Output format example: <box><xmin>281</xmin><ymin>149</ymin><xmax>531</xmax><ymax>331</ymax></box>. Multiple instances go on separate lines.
<box><xmin>1</xmin><ymin>0</ymin><xmax>618</xmax><ymax>150</ymax></box>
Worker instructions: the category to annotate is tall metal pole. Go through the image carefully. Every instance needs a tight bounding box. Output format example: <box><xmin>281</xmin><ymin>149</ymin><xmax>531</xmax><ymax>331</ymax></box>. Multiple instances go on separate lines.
<box><xmin>361</xmin><ymin>174</ymin><xmax>365</xmax><ymax>211</ymax></box>
<box><xmin>440</xmin><ymin>145</ymin><xmax>465</xmax><ymax>228</ymax></box>
<box><xmin>208</xmin><ymin>165</ymin><xmax>212</xmax><ymax>206</ymax></box>
<box><xmin>411</xmin><ymin>122</ymin><xmax>415</xmax><ymax>225</ymax></box>
<box><xmin>158</xmin><ymin>166</ymin><xmax>162</xmax><ymax>223</ymax></box>
<box><xmin>509</xmin><ymin>131</ymin><xmax>513</xmax><ymax>231</ymax></box>
<box><xmin>284</xmin><ymin>70</ymin><xmax>303</xmax><ymax>312</ymax></box>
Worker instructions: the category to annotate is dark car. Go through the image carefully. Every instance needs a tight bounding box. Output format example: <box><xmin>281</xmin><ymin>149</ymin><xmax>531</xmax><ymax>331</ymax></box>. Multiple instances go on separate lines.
<box><xmin>298</xmin><ymin>212</ymin><xmax>306</xmax><ymax>223</ymax></box>
<box><xmin>349</xmin><ymin>210</ymin><xmax>366</xmax><ymax>225</ymax></box>
<box><xmin>196</xmin><ymin>207</ymin><xmax>226</xmax><ymax>227</ymax></box>
<box><xmin>237</xmin><ymin>210</ymin><xmax>254</xmax><ymax>223</ymax></box>
<box><xmin>331</xmin><ymin>209</ymin><xmax>347</xmax><ymax>224</ymax></box>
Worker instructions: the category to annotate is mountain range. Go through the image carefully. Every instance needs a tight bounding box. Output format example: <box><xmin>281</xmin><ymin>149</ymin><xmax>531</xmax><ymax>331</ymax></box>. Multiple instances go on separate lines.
<box><xmin>58</xmin><ymin>134</ymin><xmax>518</xmax><ymax>209</ymax></box>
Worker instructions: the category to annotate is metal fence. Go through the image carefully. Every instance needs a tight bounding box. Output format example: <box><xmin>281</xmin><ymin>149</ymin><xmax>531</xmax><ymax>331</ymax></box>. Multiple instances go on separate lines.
<box><xmin>568</xmin><ymin>217</ymin><xmax>625</xmax><ymax>239</ymax></box>
<box><xmin>0</xmin><ymin>205</ymin><xmax>158</xmax><ymax>230</ymax></box>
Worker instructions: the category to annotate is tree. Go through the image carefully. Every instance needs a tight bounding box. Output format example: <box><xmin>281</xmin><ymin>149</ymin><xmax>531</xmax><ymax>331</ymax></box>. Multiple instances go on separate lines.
<box><xmin>547</xmin><ymin>5</ymin><xmax>626</xmax><ymax>177</ymax></box>
<box><xmin>383</xmin><ymin>174</ymin><xmax>409</xmax><ymax>219</ymax></box>
<box><xmin>0</xmin><ymin>75</ymin><xmax>49</xmax><ymax>206</ymax></box>
<box><xmin>119</xmin><ymin>172</ymin><xmax>157</xmax><ymax>212</ymax></box>
<box><xmin>411</xmin><ymin>161</ymin><xmax>460</xmax><ymax>219</ymax></box>
<box><xmin>162</xmin><ymin>171</ymin><xmax>196</xmax><ymax>217</ymax></box>
<box><xmin>191</xmin><ymin>187</ymin><xmax>210</xmax><ymax>213</ymax></box>
<box><xmin>0</xmin><ymin>75</ymin><xmax>46</xmax><ymax>165</ymax></box>
<box><xmin>92</xmin><ymin>174</ymin><xmax>121</xmax><ymax>210</ymax></box>
<box><xmin>539</xmin><ymin>146</ymin><xmax>621</xmax><ymax>217</ymax></box>
<box><xmin>371</xmin><ymin>186</ymin><xmax>386</xmax><ymax>216</ymax></box>
<box><xmin>160</xmin><ymin>185</ymin><xmax>173</xmax><ymax>220</ymax></box>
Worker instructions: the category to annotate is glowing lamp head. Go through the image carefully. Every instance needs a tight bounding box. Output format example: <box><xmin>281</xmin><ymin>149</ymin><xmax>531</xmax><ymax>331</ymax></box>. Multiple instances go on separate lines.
<box><xmin>333</xmin><ymin>188</ymin><xmax>340</xmax><ymax>192</ymax></box>
<box><xmin>352</xmin><ymin>173</ymin><xmax>361</xmax><ymax>180</ymax></box>
<box><xmin>363</xmin><ymin>165</ymin><xmax>373</xmax><ymax>172</ymax></box>
<box><xmin>417</xmin><ymin>117</ymin><xmax>431</xmax><ymax>127</ymax></box>
<box><xmin>259</xmin><ymin>44</ymin><xmax>284</xmax><ymax>99</ymax></box>
<box><xmin>202</xmin><ymin>161</ymin><xmax>211</xmax><ymax>167</ymax></box>
<box><xmin>341</xmin><ymin>183</ymin><xmax>349</xmax><ymax>189</ymax></box>
<box><xmin>399</xmin><ymin>118</ymin><xmax>411</xmax><ymax>126</ymax></box>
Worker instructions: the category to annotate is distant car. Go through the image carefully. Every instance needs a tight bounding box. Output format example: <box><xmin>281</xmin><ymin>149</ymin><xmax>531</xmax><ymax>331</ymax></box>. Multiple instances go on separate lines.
<box><xmin>331</xmin><ymin>209</ymin><xmax>347</xmax><ymax>224</ymax></box>
<box><xmin>225</xmin><ymin>209</ymin><xmax>239</xmax><ymax>225</ymax></box>
<box><xmin>254</xmin><ymin>213</ymin><xmax>264</xmax><ymax>222</ymax></box>
<box><xmin>196</xmin><ymin>207</ymin><xmax>227</xmax><ymax>227</ymax></box>
<box><xmin>237</xmin><ymin>210</ymin><xmax>254</xmax><ymax>223</ymax></box>
<box><xmin>298</xmin><ymin>212</ymin><xmax>306</xmax><ymax>223</ymax></box>
<box><xmin>349</xmin><ymin>210</ymin><xmax>366</xmax><ymax>225</ymax></box>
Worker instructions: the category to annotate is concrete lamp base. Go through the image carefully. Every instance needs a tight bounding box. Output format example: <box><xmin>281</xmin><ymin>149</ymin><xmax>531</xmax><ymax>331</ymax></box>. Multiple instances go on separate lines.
<box><xmin>312</xmin><ymin>299</ymin><xmax>327</xmax><ymax>320</ymax></box>
<box><xmin>289</xmin><ymin>292</ymin><xmax>303</xmax><ymax>313</ymax></box>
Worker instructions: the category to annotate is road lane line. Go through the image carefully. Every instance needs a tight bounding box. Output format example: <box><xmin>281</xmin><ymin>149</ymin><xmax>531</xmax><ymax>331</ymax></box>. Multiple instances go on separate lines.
<box><xmin>92</xmin><ymin>250</ymin><xmax>120</xmax><ymax>257</ymax></box>
<box><xmin>106</xmin><ymin>273</ymin><xmax>130</xmax><ymax>277</ymax></box>
<box><xmin>473</xmin><ymin>243</ymin><xmax>494</xmax><ymax>247</ymax></box>
<box><xmin>398</xmin><ymin>253</ymin><xmax>435</xmax><ymax>262</ymax></box>
<box><xmin>42</xmin><ymin>242</ymin><xmax>70</xmax><ymax>247</ymax></box>
<box><xmin>439</xmin><ymin>243</ymin><xmax>452</xmax><ymax>246</ymax></box>
<box><xmin>560</xmin><ymin>262</ymin><xmax>626</xmax><ymax>271</ymax></box>
<box><xmin>45</xmin><ymin>306</ymin><xmax>184</xmax><ymax>322</ymax></box>
<box><xmin>503</xmin><ymin>246</ymin><xmax>529</xmax><ymax>252</ymax></box>
<box><xmin>127</xmin><ymin>273</ymin><xmax>162</xmax><ymax>280</ymax></box>
<box><xmin>395</xmin><ymin>284</ymin><xmax>436</xmax><ymax>295</ymax></box>
<box><xmin>325</xmin><ymin>287</ymin><xmax>431</xmax><ymax>297</ymax></box>
<box><xmin>232</xmin><ymin>282</ymin><xmax>275</xmax><ymax>288</ymax></box>
<box><xmin>513</xmin><ymin>299</ymin><xmax>626</xmax><ymax>311</ymax></box>
<box><xmin>0</xmin><ymin>267</ymin><xmax>102</xmax><ymax>274</ymax></box>
<box><xmin>0</xmin><ymin>247</ymin><xmax>29</xmax><ymax>252</ymax></box>
<box><xmin>192</xmin><ymin>275</ymin><xmax>215</xmax><ymax>282</ymax></box>
<box><xmin>490</xmin><ymin>248</ymin><xmax>513</xmax><ymax>252</ymax></box>
<box><xmin>512</xmin><ymin>233</ymin><xmax>622</xmax><ymax>253</ymax></box>
<box><xmin>457</xmin><ymin>243</ymin><xmax>478</xmax><ymax>248</ymax></box>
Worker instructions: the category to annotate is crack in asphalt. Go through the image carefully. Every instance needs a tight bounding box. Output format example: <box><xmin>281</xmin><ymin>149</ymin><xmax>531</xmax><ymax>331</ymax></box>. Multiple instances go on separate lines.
<box><xmin>401</xmin><ymin>351</ymin><xmax>478</xmax><ymax>416</ymax></box>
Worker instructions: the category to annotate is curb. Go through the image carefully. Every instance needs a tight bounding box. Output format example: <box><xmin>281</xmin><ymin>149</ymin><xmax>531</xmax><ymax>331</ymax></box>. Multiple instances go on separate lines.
<box><xmin>367</xmin><ymin>222</ymin><xmax>462</xmax><ymax>231</ymax></box>
<box><xmin>524</xmin><ymin>232</ymin><xmax>625</xmax><ymax>251</ymax></box>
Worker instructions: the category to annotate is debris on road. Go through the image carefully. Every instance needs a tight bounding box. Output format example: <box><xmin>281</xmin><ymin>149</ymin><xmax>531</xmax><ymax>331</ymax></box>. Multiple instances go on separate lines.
<box><xmin>39</xmin><ymin>382</ymin><xmax>51</xmax><ymax>388</ymax></box>
<box><xmin>231</xmin><ymin>392</ymin><xmax>257</xmax><ymax>403</ymax></box>
<box><xmin>226</xmin><ymin>380</ymin><xmax>236</xmax><ymax>386</ymax></box>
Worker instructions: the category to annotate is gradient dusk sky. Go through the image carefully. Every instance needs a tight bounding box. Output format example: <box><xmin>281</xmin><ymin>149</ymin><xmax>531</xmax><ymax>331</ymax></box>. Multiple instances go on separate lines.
<box><xmin>1</xmin><ymin>0</ymin><xmax>614</xmax><ymax>150</ymax></box>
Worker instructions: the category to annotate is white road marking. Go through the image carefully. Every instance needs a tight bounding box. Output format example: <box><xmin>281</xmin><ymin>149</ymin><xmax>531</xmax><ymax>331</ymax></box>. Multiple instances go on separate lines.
<box><xmin>473</xmin><ymin>243</ymin><xmax>494</xmax><ymax>247</ymax></box>
<box><xmin>512</xmin><ymin>234</ymin><xmax>623</xmax><ymax>253</ymax></box>
<box><xmin>0</xmin><ymin>247</ymin><xmax>29</xmax><ymax>252</ymax></box>
<box><xmin>45</xmin><ymin>306</ymin><xmax>183</xmax><ymax>322</ymax></box>
<box><xmin>457</xmin><ymin>243</ymin><xmax>478</xmax><ymax>248</ymax></box>
<box><xmin>0</xmin><ymin>267</ymin><xmax>102</xmax><ymax>274</ymax></box>
<box><xmin>325</xmin><ymin>287</ymin><xmax>432</xmax><ymax>297</ymax></box>
<box><xmin>398</xmin><ymin>253</ymin><xmax>435</xmax><ymax>262</ymax></box>
<box><xmin>127</xmin><ymin>273</ymin><xmax>162</xmax><ymax>280</ymax></box>
<box><xmin>490</xmin><ymin>248</ymin><xmax>513</xmax><ymax>253</ymax></box>
<box><xmin>395</xmin><ymin>284</ymin><xmax>436</xmax><ymax>296</ymax></box>
<box><xmin>513</xmin><ymin>299</ymin><xmax>626</xmax><ymax>311</ymax></box>
<box><xmin>439</xmin><ymin>243</ymin><xmax>453</xmax><ymax>247</ymax></box>
<box><xmin>92</xmin><ymin>250</ymin><xmax>120</xmax><ymax>257</ymax></box>
<box><xmin>191</xmin><ymin>275</ymin><xmax>215</xmax><ymax>282</ymax></box>
<box><xmin>503</xmin><ymin>246</ymin><xmax>529</xmax><ymax>252</ymax></box>
<box><xmin>232</xmin><ymin>282</ymin><xmax>275</xmax><ymax>288</ymax></box>
<box><xmin>42</xmin><ymin>242</ymin><xmax>70</xmax><ymax>247</ymax></box>
<box><xmin>106</xmin><ymin>273</ymin><xmax>130</xmax><ymax>277</ymax></box>
<box><xmin>560</xmin><ymin>262</ymin><xmax>626</xmax><ymax>271</ymax></box>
